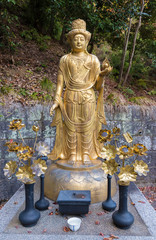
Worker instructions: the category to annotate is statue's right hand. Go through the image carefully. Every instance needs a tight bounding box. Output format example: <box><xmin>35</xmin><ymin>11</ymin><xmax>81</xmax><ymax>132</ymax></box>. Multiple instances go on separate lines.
<box><xmin>50</xmin><ymin>101</ymin><xmax>59</xmax><ymax>116</ymax></box>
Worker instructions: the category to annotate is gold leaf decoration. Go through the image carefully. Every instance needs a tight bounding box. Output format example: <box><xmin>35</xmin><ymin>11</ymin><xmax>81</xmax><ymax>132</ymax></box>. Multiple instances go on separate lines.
<box><xmin>133</xmin><ymin>160</ymin><xmax>149</xmax><ymax>176</ymax></box>
<box><xmin>9</xmin><ymin>119</ymin><xmax>25</xmax><ymax>131</ymax></box>
<box><xmin>102</xmin><ymin>159</ymin><xmax>118</xmax><ymax>175</ymax></box>
<box><xmin>118</xmin><ymin>165</ymin><xmax>137</xmax><ymax>186</ymax></box>
<box><xmin>101</xmin><ymin>144</ymin><xmax>117</xmax><ymax>160</ymax></box>
<box><xmin>32</xmin><ymin>125</ymin><xmax>39</xmax><ymax>132</ymax></box>
<box><xmin>117</xmin><ymin>145</ymin><xmax>133</xmax><ymax>159</ymax></box>
<box><xmin>98</xmin><ymin>129</ymin><xmax>113</xmax><ymax>143</ymax></box>
<box><xmin>17</xmin><ymin>145</ymin><xmax>34</xmax><ymax>161</ymax></box>
<box><xmin>16</xmin><ymin>165</ymin><xmax>35</xmax><ymax>184</ymax></box>
<box><xmin>36</xmin><ymin>142</ymin><xmax>50</xmax><ymax>156</ymax></box>
<box><xmin>133</xmin><ymin>144</ymin><xmax>147</xmax><ymax>156</ymax></box>
<box><xmin>113</xmin><ymin>127</ymin><xmax>120</xmax><ymax>135</ymax></box>
<box><xmin>31</xmin><ymin>159</ymin><xmax>47</xmax><ymax>176</ymax></box>
<box><xmin>123</xmin><ymin>132</ymin><xmax>133</xmax><ymax>143</ymax></box>
<box><xmin>3</xmin><ymin>160</ymin><xmax>17</xmax><ymax>178</ymax></box>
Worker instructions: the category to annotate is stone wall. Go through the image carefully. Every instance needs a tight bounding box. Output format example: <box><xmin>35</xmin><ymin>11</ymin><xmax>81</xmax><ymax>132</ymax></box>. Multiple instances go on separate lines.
<box><xmin>0</xmin><ymin>104</ymin><xmax>155</xmax><ymax>201</ymax></box>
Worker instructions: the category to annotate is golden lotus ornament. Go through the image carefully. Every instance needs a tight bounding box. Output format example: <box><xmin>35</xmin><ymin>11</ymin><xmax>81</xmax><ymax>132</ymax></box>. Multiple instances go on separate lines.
<box><xmin>113</xmin><ymin>127</ymin><xmax>120</xmax><ymax>135</ymax></box>
<box><xmin>16</xmin><ymin>165</ymin><xmax>35</xmax><ymax>184</ymax></box>
<box><xmin>102</xmin><ymin>159</ymin><xmax>118</xmax><ymax>175</ymax></box>
<box><xmin>32</xmin><ymin>125</ymin><xmax>39</xmax><ymax>132</ymax></box>
<box><xmin>118</xmin><ymin>165</ymin><xmax>137</xmax><ymax>186</ymax></box>
<box><xmin>133</xmin><ymin>160</ymin><xmax>149</xmax><ymax>176</ymax></box>
<box><xmin>5</xmin><ymin>141</ymin><xmax>19</xmax><ymax>152</ymax></box>
<box><xmin>4</xmin><ymin>160</ymin><xmax>17</xmax><ymax>178</ymax></box>
<box><xmin>31</xmin><ymin>159</ymin><xmax>47</xmax><ymax>176</ymax></box>
<box><xmin>9</xmin><ymin>119</ymin><xmax>25</xmax><ymax>131</ymax></box>
<box><xmin>98</xmin><ymin>129</ymin><xmax>113</xmax><ymax>143</ymax></box>
<box><xmin>36</xmin><ymin>142</ymin><xmax>50</xmax><ymax>156</ymax></box>
<box><xmin>17</xmin><ymin>146</ymin><xmax>34</xmax><ymax>161</ymax></box>
<box><xmin>133</xmin><ymin>144</ymin><xmax>147</xmax><ymax>156</ymax></box>
<box><xmin>118</xmin><ymin>145</ymin><xmax>133</xmax><ymax>159</ymax></box>
<box><xmin>101</xmin><ymin>144</ymin><xmax>117</xmax><ymax>160</ymax></box>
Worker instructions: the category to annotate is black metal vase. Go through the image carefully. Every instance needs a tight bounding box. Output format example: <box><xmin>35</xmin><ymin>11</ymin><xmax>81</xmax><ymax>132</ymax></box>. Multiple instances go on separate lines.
<box><xmin>112</xmin><ymin>185</ymin><xmax>134</xmax><ymax>229</ymax></box>
<box><xmin>35</xmin><ymin>156</ymin><xmax>49</xmax><ymax>211</ymax></box>
<box><xmin>19</xmin><ymin>183</ymin><xmax>40</xmax><ymax>227</ymax></box>
<box><xmin>102</xmin><ymin>174</ymin><xmax>116</xmax><ymax>212</ymax></box>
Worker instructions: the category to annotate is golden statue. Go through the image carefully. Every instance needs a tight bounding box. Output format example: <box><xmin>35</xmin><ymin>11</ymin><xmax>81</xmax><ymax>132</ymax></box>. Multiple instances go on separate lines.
<box><xmin>45</xmin><ymin>19</ymin><xmax>116</xmax><ymax>203</ymax></box>
<box><xmin>49</xmin><ymin>19</ymin><xmax>112</xmax><ymax>165</ymax></box>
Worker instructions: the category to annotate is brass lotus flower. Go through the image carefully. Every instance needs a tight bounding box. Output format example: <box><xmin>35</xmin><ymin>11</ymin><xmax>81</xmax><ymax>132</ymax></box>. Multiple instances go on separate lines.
<box><xmin>102</xmin><ymin>159</ymin><xmax>118</xmax><ymax>175</ymax></box>
<box><xmin>113</xmin><ymin>127</ymin><xmax>120</xmax><ymax>135</ymax></box>
<box><xmin>101</xmin><ymin>144</ymin><xmax>117</xmax><ymax>160</ymax></box>
<box><xmin>9</xmin><ymin>119</ymin><xmax>25</xmax><ymax>131</ymax></box>
<box><xmin>36</xmin><ymin>141</ymin><xmax>50</xmax><ymax>156</ymax></box>
<box><xmin>17</xmin><ymin>145</ymin><xmax>34</xmax><ymax>161</ymax></box>
<box><xmin>31</xmin><ymin>159</ymin><xmax>47</xmax><ymax>176</ymax></box>
<box><xmin>32</xmin><ymin>125</ymin><xmax>39</xmax><ymax>132</ymax></box>
<box><xmin>118</xmin><ymin>165</ymin><xmax>137</xmax><ymax>186</ymax></box>
<box><xmin>117</xmin><ymin>145</ymin><xmax>133</xmax><ymax>159</ymax></box>
<box><xmin>16</xmin><ymin>165</ymin><xmax>35</xmax><ymax>184</ymax></box>
<box><xmin>5</xmin><ymin>141</ymin><xmax>19</xmax><ymax>152</ymax></box>
<box><xmin>133</xmin><ymin>144</ymin><xmax>147</xmax><ymax>156</ymax></box>
<box><xmin>133</xmin><ymin>160</ymin><xmax>149</xmax><ymax>176</ymax></box>
<box><xmin>98</xmin><ymin>129</ymin><xmax>113</xmax><ymax>143</ymax></box>
<box><xmin>3</xmin><ymin>160</ymin><xmax>17</xmax><ymax>178</ymax></box>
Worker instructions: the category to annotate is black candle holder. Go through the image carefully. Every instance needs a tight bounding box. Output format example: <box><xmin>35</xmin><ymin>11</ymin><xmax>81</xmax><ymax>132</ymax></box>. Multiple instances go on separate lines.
<box><xmin>35</xmin><ymin>156</ymin><xmax>49</xmax><ymax>211</ymax></box>
<box><xmin>102</xmin><ymin>174</ymin><xmax>116</xmax><ymax>212</ymax></box>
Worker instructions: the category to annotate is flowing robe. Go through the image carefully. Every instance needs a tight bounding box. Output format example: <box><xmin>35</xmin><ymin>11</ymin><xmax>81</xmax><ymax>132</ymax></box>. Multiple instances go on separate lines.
<box><xmin>49</xmin><ymin>53</ymin><xmax>106</xmax><ymax>162</ymax></box>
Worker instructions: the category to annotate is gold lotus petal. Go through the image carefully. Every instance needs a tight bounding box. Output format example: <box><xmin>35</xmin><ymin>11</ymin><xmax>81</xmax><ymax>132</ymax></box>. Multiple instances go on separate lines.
<box><xmin>17</xmin><ymin>145</ymin><xmax>34</xmax><ymax>161</ymax></box>
<box><xmin>32</xmin><ymin>125</ymin><xmax>39</xmax><ymax>132</ymax></box>
<box><xmin>31</xmin><ymin>158</ymin><xmax>47</xmax><ymax>176</ymax></box>
<box><xmin>102</xmin><ymin>159</ymin><xmax>118</xmax><ymax>175</ymax></box>
<box><xmin>98</xmin><ymin>129</ymin><xmax>113</xmax><ymax>143</ymax></box>
<box><xmin>3</xmin><ymin>160</ymin><xmax>17</xmax><ymax>178</ymax></box>
<box><xmin>133</xmin><ymin>160</ymin><xmax>149</xmax><ymax>176</ymax></box>
<box><xmin>101</xmin><ymin>144</ymin><xmax>117</xmax><ymax>160</ymax></box>
<box><xmin>16</xmin><ymin>165</ymin><xmax>35</xmax><ymax>184</ymax></box>
<box><xmin>118</xmin><ymin>145</ymin><xmax>134</xmax><ymax>159</ymax></box>
<box><xmin>118</xmin><ymin>165</ymin><xmax>137</xmax><ymax>184</ymax></box>
<box><xmin>123</xmin><ymin>132</ymin><xmax>133</xmax><ymax>143</ymax></box>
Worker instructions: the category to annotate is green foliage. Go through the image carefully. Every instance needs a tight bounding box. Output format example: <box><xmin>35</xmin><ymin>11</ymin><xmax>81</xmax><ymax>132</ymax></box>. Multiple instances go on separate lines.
<box><xmin>20</xmin><ymin>28</ymin><xmax>51</xmax><ymax>51</ymax></box>
<box><xmin>19</xmin><ymin>88</ymin><xmax>29</xmax><ymax>97</ymax></box>
<box><xmin>40</xmin><ymin>77</ymin><xmax>53</xmax><ymax>93</ymax></box>
<box><xmin>0</xmin><ymin>84</ymin><xmax>13</xmax><ymax>95</ymax></box>
<box><xmin>148</xmin><ymin>90</ymin><xmax>156</xmax><ymax>96</ymax></box>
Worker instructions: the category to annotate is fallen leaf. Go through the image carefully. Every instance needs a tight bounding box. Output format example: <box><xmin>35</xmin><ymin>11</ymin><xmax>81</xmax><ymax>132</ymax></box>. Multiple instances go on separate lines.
<box><xmin>88</xmin><ymin>211</ymin><xmax>92</xmax><ymax>214</ymax></box>
<box><xmin>14</xmin><ymin>201</ymin><xmax>18</xmax><ymax>205</ymax></box>
<box><xmin>103</xmin><ymin>238</ymin><xmax>112</xmax><ymax>240</ymax></box>
<box><xmin>95</xmin><ymin>220</ymin><xmax>100</xmax><ymax>225</ymax></box>
<box><xmin>99</xmin><ymin>232</ymin><xmax>104</xmax><ymax>236</ymax></box>
<box><xmin>42</xmin><ymin>228</ymin><xmax>47</xmax><ymax>233</ymax></box>
<box><xmin>27</xmin><ymin>231</ymin><xmax>32</xmax><ymax>234</ymax></box>
<box><xmin>15</xmin><ymin>225</ymin><xmax>19</xmax><ymax>229</ymax></box>
<box><xmin>48</xmin><ymin>211</ymin><xmax>53</xmax><ymax>215</ymax></box>
<box><xmin>53</xmin><ymin>202</ymin><xmax>57</xmax><ymax>204</ymax></box>
<box><xmin>63</xmin><ymin>226</ymin><xmax>70</xmax><ymax>232</ymax></box>
<box><xmin>110</xmin><ymin>234</ymin><xmax>119</xmax><ymax>239</ymax></box>
<box><xmin>131</xmin><ymin>202</ymin><xmax>135</xmax><ymax>206</ymax></box>
<box><xmin>138</xmin><ymin>201</ymin><xmax>145</xmax><ymax>204</ymax></box>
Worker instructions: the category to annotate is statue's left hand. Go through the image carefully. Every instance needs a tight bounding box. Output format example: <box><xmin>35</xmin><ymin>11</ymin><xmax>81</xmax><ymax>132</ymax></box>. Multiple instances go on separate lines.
<box><xmin>99</xmin><ymin>66</ymin><xmax>113</xmax><ymax>77</ymax></box>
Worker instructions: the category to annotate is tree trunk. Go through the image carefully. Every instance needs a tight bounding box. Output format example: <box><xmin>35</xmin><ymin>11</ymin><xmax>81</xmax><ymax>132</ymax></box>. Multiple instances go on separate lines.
<box><xmin>122</xmin><ymin>0</ymin><xmax>145</xmax><ymax>85</ymax></box>
<box><xmin>118</xmin><ymin>18</ymin><xmax>132</xmax><ymax>85</ymax></box>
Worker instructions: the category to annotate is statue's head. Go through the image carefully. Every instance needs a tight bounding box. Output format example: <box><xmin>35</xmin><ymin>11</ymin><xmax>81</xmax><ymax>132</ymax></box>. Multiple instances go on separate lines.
<box><xmin>67</xmin><ymin>19</ymin><xmax>91</xmax><ymax>52</ymax></box>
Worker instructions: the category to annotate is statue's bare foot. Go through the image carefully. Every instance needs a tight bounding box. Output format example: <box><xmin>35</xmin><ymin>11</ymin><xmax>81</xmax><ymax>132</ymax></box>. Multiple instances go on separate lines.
<box><xmin>68</xmin><ymin>154</ymin><xmax>76</xmax><ymax>165</ymax></box>
<box><xmin>83</xmin><ymin>154</ymin><xmax>92</xmax><ymax>165</ymax></box>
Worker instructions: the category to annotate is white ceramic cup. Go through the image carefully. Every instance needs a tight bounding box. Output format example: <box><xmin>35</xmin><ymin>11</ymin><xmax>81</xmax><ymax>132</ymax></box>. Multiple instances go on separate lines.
<box><xmin>67</xmin><ymin>217</ymin><xmax>82</xmax><ymax>232</ymax></box>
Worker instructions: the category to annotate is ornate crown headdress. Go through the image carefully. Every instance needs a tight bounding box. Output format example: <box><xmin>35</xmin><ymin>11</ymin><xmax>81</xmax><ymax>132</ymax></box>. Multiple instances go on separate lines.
<box><xmin>67</xmin><ymin>19</ymin><xmax>91</xmax><ymax>41</ymax></box>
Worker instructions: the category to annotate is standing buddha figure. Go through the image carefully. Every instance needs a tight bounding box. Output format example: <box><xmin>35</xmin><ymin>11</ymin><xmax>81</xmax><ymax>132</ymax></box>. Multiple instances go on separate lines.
<box><xmin>49</xmin><ymin>19</ymin><xmax>112</xmax><ymax>165</ymax></box>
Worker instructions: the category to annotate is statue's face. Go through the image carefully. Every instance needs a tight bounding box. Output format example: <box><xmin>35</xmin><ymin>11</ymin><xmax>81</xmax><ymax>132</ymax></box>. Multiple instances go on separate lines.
<box><xmin>71</xmin><ymin>34</ymin><xmax>86</xmax><ymax>52</ymax></box>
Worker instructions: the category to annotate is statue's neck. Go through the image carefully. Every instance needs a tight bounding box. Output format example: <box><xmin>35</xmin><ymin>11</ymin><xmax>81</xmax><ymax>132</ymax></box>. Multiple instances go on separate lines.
<box><xmin>71</xmin><ymin>51</ymin><xmax>87</xmax><ymax>57</ymax></box>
